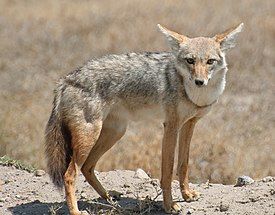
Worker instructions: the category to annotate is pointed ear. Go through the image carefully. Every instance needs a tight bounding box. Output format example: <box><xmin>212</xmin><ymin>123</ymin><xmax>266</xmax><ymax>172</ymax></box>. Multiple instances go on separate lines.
<box><xmin>214</xmin><ymin>23</ymin><xmax>244</xmax><ymax>51</ymax></box>
<box><xmin>157</xmin><ymin>24</ymin><xmax>188</xmax><ymax>53</ymax></box>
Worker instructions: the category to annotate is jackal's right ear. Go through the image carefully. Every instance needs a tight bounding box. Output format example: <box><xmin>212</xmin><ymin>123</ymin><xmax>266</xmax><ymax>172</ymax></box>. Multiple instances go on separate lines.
<box><xmin>157</xmin><ymin>24</ymin><xmax>188</xmax><ymax>53</ymax></box>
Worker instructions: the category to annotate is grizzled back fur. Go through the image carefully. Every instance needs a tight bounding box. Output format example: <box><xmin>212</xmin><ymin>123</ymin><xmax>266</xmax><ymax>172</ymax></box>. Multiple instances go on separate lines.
<box><xmin>44</xmin><ymin>23</ymin><xmax>243</xmax><ymax>188</ymax></box>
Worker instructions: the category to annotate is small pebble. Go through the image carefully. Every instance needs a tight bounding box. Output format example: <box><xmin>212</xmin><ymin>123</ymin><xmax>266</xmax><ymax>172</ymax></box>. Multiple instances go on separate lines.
<box><xmin>81</xmin><ymin>192</ymin><xmax>87</xmax><ymax>199</ymax></box>
<box><xmin>235</xmin><ymin>176</ymin><xmax>254</xmax><ymax>186</ymax></box>
<box><xmin>262</xmin><ymin>176</ymin><xmax>274</xmax><ymax>182</ymax></box>
<box><xmin>15</xmin><ymin>195</ymin><xmax>21</xmax><ymax>199</ymax></box>
<box><xmin>186</xmin><ymin>208</ymin><xmax>194</xmax><ymax>214</ymax></box>
<box><xmin>249</xmin><ymin>196</ymin><xmax>260</xmax><ymax>202</ymax></box>
<box><xmin>150</xmin><ymin>179</ymin><xmax>160</xmax><ymax>187</ymax></box>
<box><xmin>123</xmin><ymin>183</ymin><xmax>130</xmax><ymax>188</ymax></box>
<box><xmin>34</xmin><ymin>170</ymin><xmax>45</xmax><ymax>177</ymax></box>
<box><xmin>4</xmin><ymin>179</ymin><xmax>11</xmax><ymax>184</ymax></box>
<box><xmin>219</xmin><ymin>202</ymin><xmax>229</xmax><ymax>212</ymax></box>
<box><xmin>126</xmin><ymin>190</ymin><xmax>132</xmax><ymax>194</ymax></box>
<box><xmin>200</xmin><ymin>180</ymin><xmax>212</xmax><ymax>189</ymax></box>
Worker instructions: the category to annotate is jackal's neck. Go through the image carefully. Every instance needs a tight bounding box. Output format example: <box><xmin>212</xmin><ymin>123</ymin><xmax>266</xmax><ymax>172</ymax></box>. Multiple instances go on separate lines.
<box><xmin>183</xmin><ymin>69</ymin><xmax>227</xmax><ymax>107</ymax></box>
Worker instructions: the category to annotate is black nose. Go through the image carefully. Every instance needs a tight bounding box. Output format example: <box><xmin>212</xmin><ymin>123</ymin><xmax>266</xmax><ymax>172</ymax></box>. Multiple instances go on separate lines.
<box><xmin>195</xmin><ymin>79</ymin><xmax>204</xmax><ymax>86</ymax></box>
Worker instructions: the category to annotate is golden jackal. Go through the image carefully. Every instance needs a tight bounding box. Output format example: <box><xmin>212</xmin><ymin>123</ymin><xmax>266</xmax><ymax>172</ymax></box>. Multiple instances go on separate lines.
<box><xmin>45</xmin><ymin>23</ymin><xmax>243</xmax><ymax>214</ymax></box>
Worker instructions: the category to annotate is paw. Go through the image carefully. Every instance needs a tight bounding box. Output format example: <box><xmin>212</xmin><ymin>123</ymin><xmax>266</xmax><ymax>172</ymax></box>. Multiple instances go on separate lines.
<box><xmin>105</xmin><ymin>191</ymin><xmax>122</xmax><ymax>208</ymax></box>
<box><xmin>182</xmin><ymin>189</ymin><xmax>200</xmax><ymax>202</ymax></box>
<box><xmin>171</xmin><ymin>202</ymin><xmax>182</xmax><ymax>214</ymax></box>
<box><xmin>164</xmin><ymin>202</ymin><xmax>182</xmax><ymax>214</ymax></box>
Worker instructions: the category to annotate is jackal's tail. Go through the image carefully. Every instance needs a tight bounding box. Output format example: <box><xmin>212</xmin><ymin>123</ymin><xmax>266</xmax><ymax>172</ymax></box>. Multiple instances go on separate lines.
<box><xmin>45</xmin><ymin>87</ymin><xmax>72</xmax><ymax>188</ymax></box>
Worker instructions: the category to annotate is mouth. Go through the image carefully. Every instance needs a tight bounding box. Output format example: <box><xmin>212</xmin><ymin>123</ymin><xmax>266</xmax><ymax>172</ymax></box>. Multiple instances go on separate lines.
<box><xmin>196</xmin><ymin>84</ymin><xmax>204</xmax><ymax>88</ymax></box>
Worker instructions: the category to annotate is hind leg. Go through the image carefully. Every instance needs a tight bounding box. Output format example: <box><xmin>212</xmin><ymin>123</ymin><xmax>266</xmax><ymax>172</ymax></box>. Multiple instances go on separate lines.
<box><xmin>65</xmin><ymin>120</ymin><xmax>103</xmax><ymax>215</ymax></box>
<box><xmin>64</xmin><ymin>157</ymin><xmax>85</xmax><ymax>215</ymax></box>
<box><xmin>81</xmin><ymin>112</ymin><xmax>127</xmax><ymax>201</ymax></box>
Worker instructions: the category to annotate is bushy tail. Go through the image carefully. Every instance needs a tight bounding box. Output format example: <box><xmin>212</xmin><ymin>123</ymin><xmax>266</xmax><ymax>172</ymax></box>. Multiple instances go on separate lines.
<box><xmin>45</xmin><ymin>88</ymin><xmax>72</xmax><ymax>188</ymax></box>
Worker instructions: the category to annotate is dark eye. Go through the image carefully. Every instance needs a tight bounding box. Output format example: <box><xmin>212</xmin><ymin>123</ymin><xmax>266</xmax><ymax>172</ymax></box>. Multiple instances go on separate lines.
<box><xmin>207</xmin><ymin>59</ymin><xmax>216</xmax><ymax>65</ymax></box>
<box><xmin>185</xmin><ymin>58</ymin><xmax>195</xmax><ymax>64</ymax></box>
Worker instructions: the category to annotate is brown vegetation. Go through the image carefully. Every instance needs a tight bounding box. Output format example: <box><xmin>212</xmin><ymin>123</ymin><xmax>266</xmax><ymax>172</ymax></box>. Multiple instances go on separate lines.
<box><xmin>0</xmin><ymin>0</ymin><xmax>274</xmax><ymax>184</ymax></box>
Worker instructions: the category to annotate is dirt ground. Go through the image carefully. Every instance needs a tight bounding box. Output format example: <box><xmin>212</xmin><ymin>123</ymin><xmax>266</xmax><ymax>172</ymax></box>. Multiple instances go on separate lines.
<box><xmin>0</xmin><ymin>166</ymin><xmax>274</xmax><ymax>215</ymax></box>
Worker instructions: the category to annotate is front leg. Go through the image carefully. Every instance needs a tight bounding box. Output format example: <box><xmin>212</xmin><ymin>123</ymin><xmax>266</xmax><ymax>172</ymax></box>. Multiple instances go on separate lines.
<box><xmin>161</xmin><ymin>119</ymin><xmax>181</xmax><ymax>214</ymax></box>
<box><xmin>177</xmin><ymin>117</ymin><xmax>200</xmax><ymax>202</ymax></box>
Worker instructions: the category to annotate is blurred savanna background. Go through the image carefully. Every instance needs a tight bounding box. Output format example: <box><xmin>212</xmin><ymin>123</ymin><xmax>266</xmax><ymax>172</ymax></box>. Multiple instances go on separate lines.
<box><xmin>0</xmin><ymin>0</ymin><xmax>274</xmax><ymax>184</ymax></box>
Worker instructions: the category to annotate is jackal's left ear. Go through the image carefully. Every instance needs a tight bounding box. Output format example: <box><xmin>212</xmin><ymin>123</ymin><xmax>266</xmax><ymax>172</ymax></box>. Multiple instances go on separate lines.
<box><xmin>214</xmin><ymin>23</ymin><xmax>244</xmax><ymax>51</ymax></box>
<box><xmin>157</xmin><ymin>24</ymin><xmax>188</xmax><ymax>53</ymax></box>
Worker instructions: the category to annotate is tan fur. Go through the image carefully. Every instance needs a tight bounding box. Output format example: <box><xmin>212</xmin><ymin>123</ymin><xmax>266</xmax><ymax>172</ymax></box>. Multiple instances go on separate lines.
<box><xmin>178</xmin><ymin>117</ymin><xmax>200</xmax><ymax>201</ymax></box>
<box><xmin>64</xmin><ymin>158</ymin><xmax>79</xmax><ymax>215</ymax></box>
<box><xmin>193</xmin><ymin>61</ymin><xmax>208</xmax><ymax>80</ymax></box>
<box><xmin>45</xmin><ymin>23</ymin><xmax>243</xmax><ymax>214</ymax></box>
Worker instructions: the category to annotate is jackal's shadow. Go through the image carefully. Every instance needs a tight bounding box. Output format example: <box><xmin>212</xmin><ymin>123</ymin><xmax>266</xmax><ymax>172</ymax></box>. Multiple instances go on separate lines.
<box><xmin>9</xmin><ymin>197</ymin><xmax>166</xmax><ymax>215</ymax></box>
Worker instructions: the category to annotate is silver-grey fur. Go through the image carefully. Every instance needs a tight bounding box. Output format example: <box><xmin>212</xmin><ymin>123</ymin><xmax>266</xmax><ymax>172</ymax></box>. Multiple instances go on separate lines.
<box><xmin>45</xmin><ymin>23</ymin><xmax>243</xmax><ymax>214</ymax></box>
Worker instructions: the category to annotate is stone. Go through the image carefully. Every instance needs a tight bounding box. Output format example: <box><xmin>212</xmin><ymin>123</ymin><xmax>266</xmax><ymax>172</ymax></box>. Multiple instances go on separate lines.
<box><xmin>34</xmin><ymin>170</ymin><xmax>46</xmax><ymax>177</ymax></box>
<box><xmin>219</xmin><ymin>202</ymin><xmax>229</xmax><ymax>212</ymax></box>
<box><xmin>134</xmin><ymin>168</ymin><xmax>150</xmax><ymax>180</ymax></box>
<box><xmin>80</xmin><ymin>192</ymin><xmax>87</xmax><ymax>199</ymax></box>
<box><xmin>4</xmin><ymin>179</ymin><xmax>11</xmax><ymax>184</ymax></box>
<box><xmin>249</xmin><ymin>196</ymin><xmax>261</xmax><ymax>202</ymax></box>
<box><xmin>15</xmin><ymin>195</ymin><xmax>21</xmax><ymax>199</ymax></box>
<box><xmin>262</xmin><ymin>176</ymin><xmax>274</xmax><ymax>182</ymax></box>
<box><xmin>186</xmin><ymin>208</ymin><xmax>194</xmax><ymax>214</ymax></box>
<box><xmin>150</xmin><ymin>179</ymin><xmax>160</xmax><ymax>187</ymax></box>
<box><xmin>123</xmin><ymin>183</ymin><xmax>130</xmax><ymax>188</ymax></box>
<box><xmin>200</xmin><ymin>180</ymin><xmax>212</xmax><ymax>189</ymax></box>
<box><xmin>235</xmin><ymin>176</ymin><xmax>254</xmax><ymax>186</ymax></box>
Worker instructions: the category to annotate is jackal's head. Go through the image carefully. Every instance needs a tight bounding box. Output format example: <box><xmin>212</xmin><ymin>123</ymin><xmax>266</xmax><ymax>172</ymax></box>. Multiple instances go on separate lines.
<box><xmin>158</xmin><ymin>23</ymin><xmax>243</xmax><ymax>87</ymax></box>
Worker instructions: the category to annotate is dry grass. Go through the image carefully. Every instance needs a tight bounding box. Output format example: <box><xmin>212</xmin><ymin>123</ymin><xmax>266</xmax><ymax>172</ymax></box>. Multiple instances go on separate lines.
<box><xmin>0</xmin><ymin>155</ymin><xmax>36</xmax><ymax>173</ymax></box>
<box><xmin>0</xmin><ymin>0</ymin><xmax>274</xmax><ymax>184</ymax></box>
